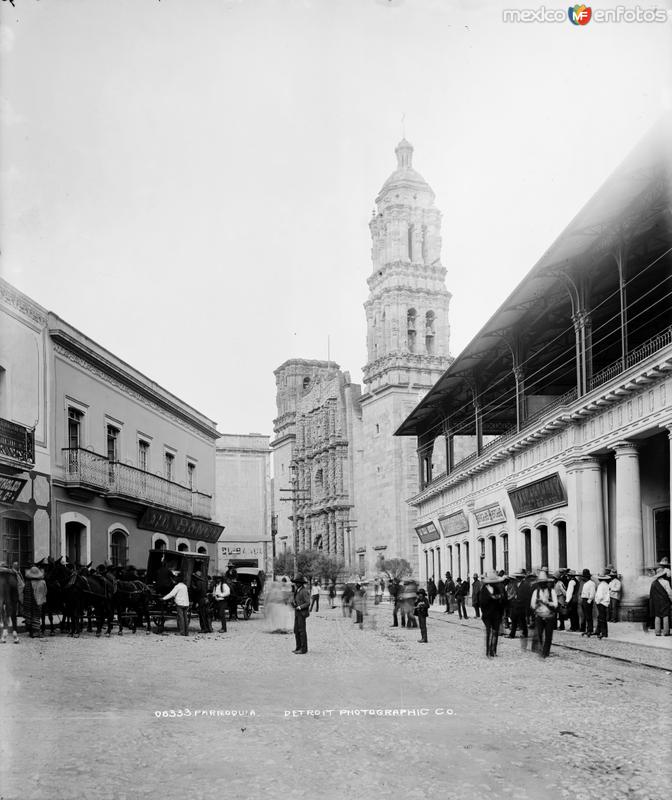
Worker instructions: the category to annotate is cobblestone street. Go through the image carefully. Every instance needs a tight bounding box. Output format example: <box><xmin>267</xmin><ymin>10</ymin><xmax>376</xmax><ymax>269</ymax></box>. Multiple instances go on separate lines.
<box><xmin>1</xmin><ymin>601</ymin><xmax>670</xmax><ymax>800</ymax></box>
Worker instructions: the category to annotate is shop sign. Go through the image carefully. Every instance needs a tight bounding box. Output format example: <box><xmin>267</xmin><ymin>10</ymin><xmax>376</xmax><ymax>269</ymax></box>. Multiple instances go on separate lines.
<box><xmin>474</xmin><ymin>503</ymin><xmax>506</xmax><ymax>528</ymax></box>
<box><xmin>0</xmin><ymin>476</ymin><xmax>27</xmax><ymax>505</ymax></box>
<box><xmin>220</xmin><ymin>542</ymin><xmax>265</xmax><ymax>559</ymax></box>
<box><xmin>507</xmin><ymin>473</ymin><xmax>567</xmax><ymax>518</ymax></box>
<box><xmin>138</xmin><ymin>507</ymin><xmax>224</xmax><ymax>543</ymax></box>
<box><xmin>415</xmin><ymin>522</ymin><xmax>440</xmax><ymax>544</ymax></box>
<box><xmin>438</xmin><ymin>511</ymin><xmax>469</xmax><ymax>537</ymax></box>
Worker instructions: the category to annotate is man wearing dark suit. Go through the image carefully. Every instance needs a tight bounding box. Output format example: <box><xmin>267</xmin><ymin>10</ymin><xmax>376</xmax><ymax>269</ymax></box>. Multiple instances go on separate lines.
<box><xmin>191</xmin><ymin>569</ymin><xmax>212</xmax><ymax>633</ymax></box>
<box><xmin>292</xmin><ymin>574</ymin><xmax>311</xmax><ymax>654</ymax></box>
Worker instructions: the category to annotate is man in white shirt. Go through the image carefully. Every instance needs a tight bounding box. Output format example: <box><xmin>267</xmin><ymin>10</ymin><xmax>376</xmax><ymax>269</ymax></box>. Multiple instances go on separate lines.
<box><xmin>580</xmin><ymin>568</ymin><xmax>596</xmax><ymax>637</ymax></box>
<box><xmin>608</xmin><ymin>570</ymin><xmax>622</xmax><ymax>622</ymax></box>
<box><xmin>594</xmin><ymin>574</ymin><xmax>611</xmax><ymax>639</ymax></box>
<box><xmin>162</xmin><ymin>572</ymin><xmax>190</xmax><ymax>636</ymax></box>
<box><xmin>565</xmin><ymin>570</ymin><xmax>580</xmax><ymax>631</ymax></box>
<box><xmin>212</xmin><ymin>577</ymin><xmax>231</xmax><ymax>632</ymax></box>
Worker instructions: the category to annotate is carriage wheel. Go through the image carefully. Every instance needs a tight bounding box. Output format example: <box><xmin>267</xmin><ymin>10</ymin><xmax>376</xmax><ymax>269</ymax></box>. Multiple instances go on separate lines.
<box><xmin>243</xmin><ymin>599</ymin><xmax>253</xmax><ymax>620</ymax></box>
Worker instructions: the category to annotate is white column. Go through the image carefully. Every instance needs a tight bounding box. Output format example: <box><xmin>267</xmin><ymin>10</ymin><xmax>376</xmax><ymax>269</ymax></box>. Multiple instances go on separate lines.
<box><xmin>564</xmin><ymin>456</ymin><xmax>605</xmax><ymax>574</ymax></box>
<box><xmin>612</xmin><ymin>441</ymin><xmax>644</xmax><ymax>618</ymax></box>
<box><xmin>548</xmin><ymin>525</ymin><xmax>559</xmax><ymax>572</ymax></box>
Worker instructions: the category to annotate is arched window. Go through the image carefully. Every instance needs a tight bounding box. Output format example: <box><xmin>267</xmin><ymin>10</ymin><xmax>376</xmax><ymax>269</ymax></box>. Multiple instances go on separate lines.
<box><xmin>522</xmin><ymin>528</ymin><xmax>532</xmax><ymax>572</ymax></box>
<box><xmin>501</xmin><ymin>533</ymin><xmax>509</xmax><ymax>575</ymax></box>
<box><xmin>478</xmin><ymin>538</ymin><xmax>485</xmax><ymax>575</ymax></box>
<box><xmin>302</xmin><ymin>377</ymin><xmax>311</xmax><ymax>392</ymax></box>
<box><xmin>407</xmin><ymin>309</ymin><xmax>417</xmax><ymax>353</ymax></box>
<box><xmin>110</xmin><ymin>529</ymin><xmax>128</xmax><ymax>567</ymax></box>
<box><xmin>538</xmin><ymin>524</ymin><xmax>548</xmax><ymax>568</ymax></box>
<box><xmin>197</xmin><ymin>546</ymin><xmax>207</xmax><ymax>555</ymax></box>
<box><xmin>425</xmin><ymin>311</ymin><xmax>435</xmax><ymax>355</ymax></box>
<box><xmin>177</xmin><ymin>542</ymin><xmax>188</xmax><ymax>553</ymax></box>
<box><xmin>556</xmin><ymin>521</ymin><xmax>567</xmax><ymax>569</ymax></box>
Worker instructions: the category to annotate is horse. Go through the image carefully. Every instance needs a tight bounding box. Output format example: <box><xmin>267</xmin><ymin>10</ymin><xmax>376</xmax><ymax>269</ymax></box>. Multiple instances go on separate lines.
<box><xmin>0</xmin><ymin>565</ymin><xmax>19</xmax><ymax>643</ymax></box>
<box><xmin>68</xmin><ymin>568</ymin><xmax>115</xmax><ymax>636</ymax></box>
<box><xmin>114</xmin><ymin>573</ymin><xmax>153</xmax><ymax>635</ymax></box>
<box><xmin>38</xmin><ymin>557</ymin><xmax>74</xmax><ymax>635</ymax></box>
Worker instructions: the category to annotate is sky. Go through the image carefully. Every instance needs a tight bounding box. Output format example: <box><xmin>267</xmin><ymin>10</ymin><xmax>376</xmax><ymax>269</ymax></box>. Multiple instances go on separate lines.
<box><xmin>1</xmin><ymin>0</ymin><xmax>671</xmax><ymax>436</ymax></box>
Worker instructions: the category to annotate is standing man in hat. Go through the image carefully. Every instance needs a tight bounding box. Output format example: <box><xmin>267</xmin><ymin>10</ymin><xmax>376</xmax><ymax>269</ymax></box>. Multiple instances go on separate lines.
<box><xmin>479</xmin><ymin>571</ymin><xmax>506</xmax><ymax>657</ymax></box>
<box><xmin>507</xmin><ymin>571</ymin><xmax>528</xmax><ymax>639</ymax></box>
<box><xmin>191</xmin><ymin>569</ymin><xmax>212</xmax><ymax>633</ymax></box>
<box><xmin>608</xmin><ymin>569</ymin><xmax>622</xmax><ymax>623</ymax></box>
<box><xmin>23</xmin><ymin>565</ymin><xmax>47</xmax><ymax>638</ymax></box>
<box><xmin>594</xmin><ymin>573</ymin><xmax>611</xmax><ymax>639</ymax></box>
<box><xmin>531</xmin><ymin>571</ymin><xmax>558</xmax><ymax>658</ymax></box>
<box><xmin>580</xmin><ymin>568</ymin><xmax>596</xmax><ymax>637</ymax></box>
<box><xmin>565</xmin><ymin>570</ymin><xmax>580</xmax><ymax>631</ymax></box>
<box><xmin>649</xmin><ymin>558</ymin><xmax>672</xmax><ymax>636</ymax></box>
<box><xmin>162</xmin><ymin>571</ymin><xmax>190</xmax><ymax>636</ymax></box>
<box><xmin>415</xmin><ymin>588</ymin><xmax>430</xmax><ymax>643</ymax></box>
<box><xmin>471</xmin><ymin>573</ymin><xmax>481</xmax><ymax>618</ymax></box>
<box><xmin>292</xmin><ymin>574</ymin><xmax>310</xmax><ymax>654</ymax></box>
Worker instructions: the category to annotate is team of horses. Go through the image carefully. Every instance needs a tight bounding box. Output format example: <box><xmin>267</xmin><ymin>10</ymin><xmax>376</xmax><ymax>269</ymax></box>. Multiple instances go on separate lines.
<box><xmin>0</xmin><ymin>558</ymin><xmax>154</xmax><ymax>641</ymax></box>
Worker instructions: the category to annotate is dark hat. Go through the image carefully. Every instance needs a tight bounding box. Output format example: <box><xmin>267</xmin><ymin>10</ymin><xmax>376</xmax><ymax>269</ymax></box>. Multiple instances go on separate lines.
<box><xmin>417</xmin><ymin>588</ymin><xmax>427</xmax><ymax>596</ymax></box>
<box><xmin>292</xmin><ymin>574</ymin><xmax>306</xmax><ymax>584</ymax></box>
<box><xmin>582</xmin><ymin>569</ymin><xmax>592</xmax><ymax>579</ymax></box>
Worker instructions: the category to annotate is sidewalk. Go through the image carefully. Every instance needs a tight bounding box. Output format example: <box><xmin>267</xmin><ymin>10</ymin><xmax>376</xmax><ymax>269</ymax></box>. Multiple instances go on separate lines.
<box><xmin>426</xmin><ymin>606</ymin><xmax>672</xmax><ymax>669</ymax></box>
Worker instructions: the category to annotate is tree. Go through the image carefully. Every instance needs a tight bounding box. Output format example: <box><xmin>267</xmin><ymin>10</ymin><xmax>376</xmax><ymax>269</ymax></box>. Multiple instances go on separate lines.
<box><xmin>380</xmin><ymin>557</ymin><xmax>413</xmax><ymax>581</ymax></box>
<box><xmin>316</xmin><ymin>553</ymin><xmax>345</xmax><ymax>583</ymax></box>
<box><xmin>273</xmin><ymin>551</ymin><xmax>295</xmax><ymax>578</ymax></box>
<box><xmin>273</xmin><ymin>550</ymin><xmax>345</xmax><ymax>584</ymax></box>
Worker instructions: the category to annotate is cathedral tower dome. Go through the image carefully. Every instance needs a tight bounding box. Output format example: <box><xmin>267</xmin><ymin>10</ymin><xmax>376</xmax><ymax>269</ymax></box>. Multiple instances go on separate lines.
<box><xmin>377</xmin><ymin>139</ymin><xmax>435</xmax><ymax>204</ymax></box>
<box><xmin>363</xmin><ymin>139</ymin><xmax>452</xmax><ymax>392</ymax></box>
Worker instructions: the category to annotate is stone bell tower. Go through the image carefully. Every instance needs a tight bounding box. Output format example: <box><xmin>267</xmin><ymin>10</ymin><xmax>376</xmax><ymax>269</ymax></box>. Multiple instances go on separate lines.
<box><xmin>363</xmin><ymin>138</ymin><xmax>452</xmax><ymax>392</ymax></box>
<box><xmin>357</xmin><ymin>138</ymin><xmax>453</xmax><ymax>570</ymax></box>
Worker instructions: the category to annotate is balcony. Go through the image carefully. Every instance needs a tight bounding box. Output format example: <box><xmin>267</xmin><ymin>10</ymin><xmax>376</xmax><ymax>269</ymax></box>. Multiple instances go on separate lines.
<box><xmin>62</xmin><ymin>448</ymin><xmax>213</xmax><ymax>519</ymax></box>
<box><xmin>63</xmin><ymin>448</ymin><xmax>109</xmax><ymax>498</ymax></box>
<box><xmin>0</xmin><ymin>418</ymin><xmax>35</xmax><ymax>472</ymax></box>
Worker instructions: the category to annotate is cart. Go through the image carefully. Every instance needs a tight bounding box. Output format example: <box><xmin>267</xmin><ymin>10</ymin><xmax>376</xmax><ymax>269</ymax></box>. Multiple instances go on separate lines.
<box><xmin>145</xmin><ymin>548</ymin><xmax>210</xmax><ymax>633</ymax></box>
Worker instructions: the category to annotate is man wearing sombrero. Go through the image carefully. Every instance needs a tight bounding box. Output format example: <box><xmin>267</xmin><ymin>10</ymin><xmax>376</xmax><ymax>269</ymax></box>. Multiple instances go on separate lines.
<box><xmin>479</xmin><ymin>571</ymin><xmax>506</xmax><ymax>657</ymax></box>
<box><xmin>530</xmin><ymin>571</ymin><xmax>558</xmax><ymax>658</ymax></box>
<box><xmin>291</xmin><ymin>574</ymin><xmax>311</xmax><ymax>654</ymax></box>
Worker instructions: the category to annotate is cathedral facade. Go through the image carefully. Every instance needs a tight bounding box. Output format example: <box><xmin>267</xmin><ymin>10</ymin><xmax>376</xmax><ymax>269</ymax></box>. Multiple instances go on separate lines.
<box><xmin>271</xmin><ymin>139</ymin><xmax>452</xmax><ymax>574</ymax></box>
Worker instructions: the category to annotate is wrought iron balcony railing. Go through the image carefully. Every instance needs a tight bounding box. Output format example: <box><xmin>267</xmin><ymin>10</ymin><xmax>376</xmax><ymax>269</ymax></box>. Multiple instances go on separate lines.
<box><xmin>108</xmin><ymin>461</ymin><xmax>192</xmax><ymax>515</ymax></box>
<box><xmin>0</xmin><ymin>418</ymin><xmax>35</xmax><ymax>467</ymax></box>
<box><xmin>62</xmin><ymin>448</ymin><xmax>213</xmax><ymax>519</ymax></box>
<box><xmin>64</xmin><ymin>447</ymin><xmax>109</xmax><ymax>490</ymax></box>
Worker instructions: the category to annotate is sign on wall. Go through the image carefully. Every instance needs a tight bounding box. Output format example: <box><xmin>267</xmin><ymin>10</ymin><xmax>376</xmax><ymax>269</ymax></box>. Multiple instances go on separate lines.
<box><xmin>138</xmin><ymin>508</ymin><xmax>224</xmax><ymax>543</ymax></box>
<box><xmin>0</xmin><ymin>476</ymin><xmax>27</xmax><ymax>505</ymax></box>
<box><xmin>415</xmin><ymin>522</ymin><xmax>440</xmax><ymax>544</ymax></box>
<box><xmin>507</xmin><ymin>473</ymin><xmax>567</xmax><ymax>518</ymax></box>
<box><xmin>474</xmin><ymin>503</ymin><xmax>506</xmax><ymax>528</ymax></box>
<box><xmin>438</xmin><ymin>511</ymin><xmax>469</xmax><ymax>537</ymax></box>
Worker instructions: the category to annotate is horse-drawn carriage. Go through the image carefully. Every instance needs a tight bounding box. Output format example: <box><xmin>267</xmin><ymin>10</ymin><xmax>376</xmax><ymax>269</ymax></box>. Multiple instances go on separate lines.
<box><xmin>222</xmin><ymin>567</ymin><xmax>265</xmax><ymax>620</ymax></box>
<box><xmin>145</xmin><ymin>548</ymin><xmax>210</xmax><ymax>633</ymax></box>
